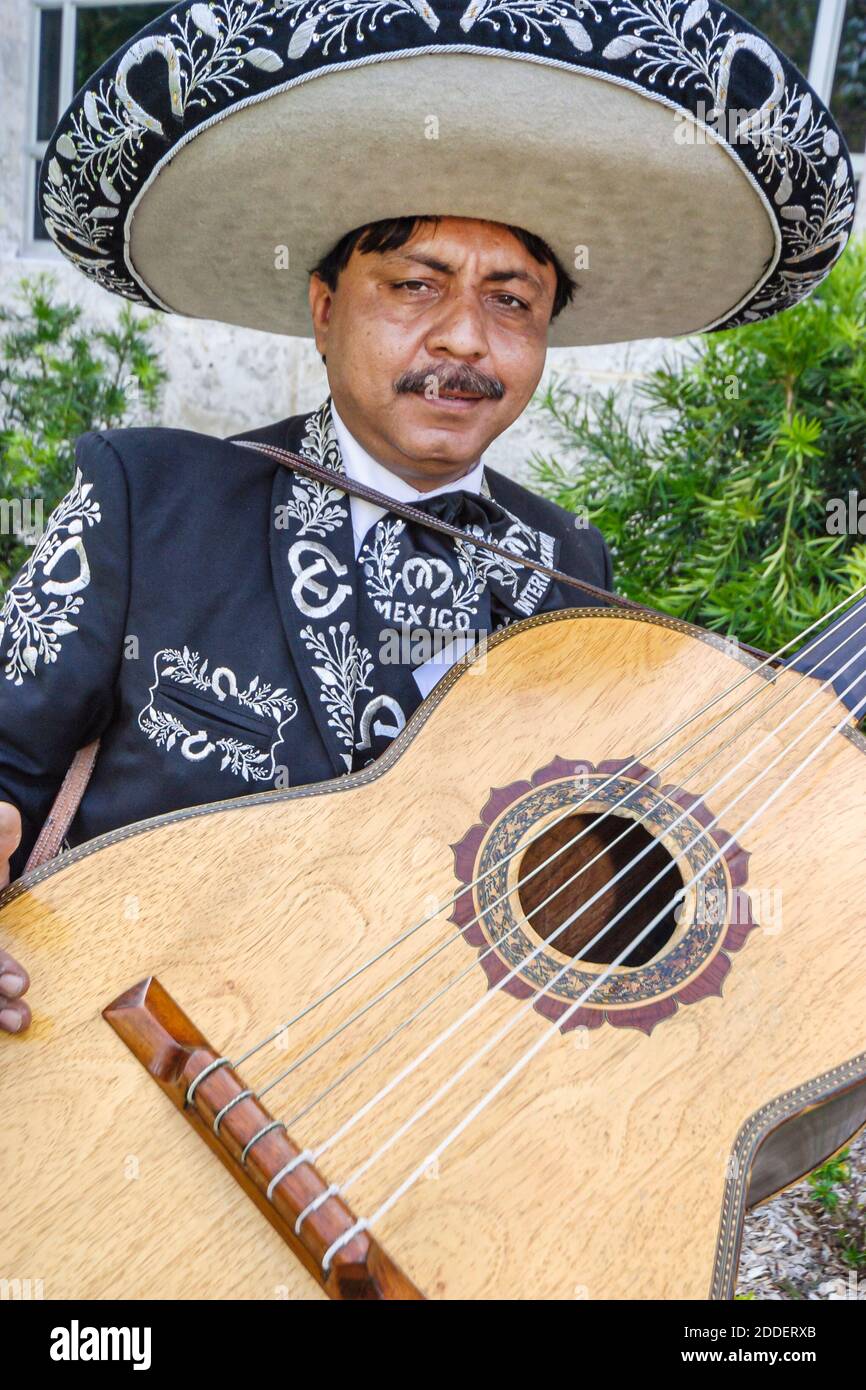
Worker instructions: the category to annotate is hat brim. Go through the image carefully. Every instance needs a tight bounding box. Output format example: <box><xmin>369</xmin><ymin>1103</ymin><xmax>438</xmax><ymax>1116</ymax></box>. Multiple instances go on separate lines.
<box><xmin>42</xmin><ymin>1</ymin><xmax>856</xmax><ymax>346</ymax></box>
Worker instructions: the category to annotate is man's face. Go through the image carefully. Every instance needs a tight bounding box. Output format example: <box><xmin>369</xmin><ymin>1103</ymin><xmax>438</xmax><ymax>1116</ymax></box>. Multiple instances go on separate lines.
<box><xmin>308</xmin><ymin>217</ymin><xmax>558</xmax><ymax>490</ymax></box>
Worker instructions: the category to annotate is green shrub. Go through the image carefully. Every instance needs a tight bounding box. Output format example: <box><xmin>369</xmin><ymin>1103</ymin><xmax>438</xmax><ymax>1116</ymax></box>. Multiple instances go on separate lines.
<box><xmin>0</xmin><ymin>272</ymin><xmax>167</xmax><ymax>587</ymax></box>
<box><xmin>530</xmin><ymin>236</ymin><xmax>866</xmax><ymax>657</ymax></box>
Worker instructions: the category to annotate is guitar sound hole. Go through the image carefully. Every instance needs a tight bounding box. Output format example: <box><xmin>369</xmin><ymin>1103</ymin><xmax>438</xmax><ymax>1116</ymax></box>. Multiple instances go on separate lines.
<box><xmin>517</xmin><ymin>813</ymin><xmax>682</xmax><ymax>967</ymax></box>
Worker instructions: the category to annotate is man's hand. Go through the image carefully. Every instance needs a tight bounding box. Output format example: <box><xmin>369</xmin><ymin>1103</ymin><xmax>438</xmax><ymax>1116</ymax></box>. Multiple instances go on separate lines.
<box><xmin>0</xmin><ymin>801</ymin><xmax>30</xmax><ymax>1034</ymax></box>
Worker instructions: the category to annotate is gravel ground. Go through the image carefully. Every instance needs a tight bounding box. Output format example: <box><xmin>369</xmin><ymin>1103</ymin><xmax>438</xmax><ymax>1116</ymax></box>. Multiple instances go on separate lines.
<box><xmin>735</xmin><ymin>1128</ymin><xmax>866</xmax><ymax>1300</ymax></box>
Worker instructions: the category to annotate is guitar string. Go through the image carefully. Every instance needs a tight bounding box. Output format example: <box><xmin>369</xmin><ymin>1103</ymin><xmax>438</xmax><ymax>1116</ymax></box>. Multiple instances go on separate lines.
<box><xmin>232</xmin><ymin>583</ymin><xmax>866</xmax><ymax>1071</ymax></box>
<box><xmin>234</xmin><ymin>599</ymin><xmax>866</xmax><ymax>1127</ymax></box>
<box><xmin>321</xmin><ymin>672</ymin><xmax>866</xmax><ymax>1267</ymax></box>
<box><xmin>271</xmin><ymin>639</ymin><xmax>866</xmax><ymax>1186</ymax></box>
<box><xmin>256</xmin><ymin>607</ymin><xmax>866</xmax><ymax>1120</ymax></box>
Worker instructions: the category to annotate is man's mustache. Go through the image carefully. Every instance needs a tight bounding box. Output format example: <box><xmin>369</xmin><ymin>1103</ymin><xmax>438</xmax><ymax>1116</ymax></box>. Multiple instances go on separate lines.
<box><xmin>394</xmin><ymin>363</ymin><xmax>505</xmax><ymax>400</ymax></box>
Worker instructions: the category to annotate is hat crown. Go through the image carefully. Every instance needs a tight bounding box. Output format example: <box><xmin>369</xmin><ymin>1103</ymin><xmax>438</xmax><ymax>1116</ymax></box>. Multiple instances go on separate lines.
<box><xmin>40</xmin><ymin>0</ymin><xmax>856</xmax><ymax>345</ymax></box>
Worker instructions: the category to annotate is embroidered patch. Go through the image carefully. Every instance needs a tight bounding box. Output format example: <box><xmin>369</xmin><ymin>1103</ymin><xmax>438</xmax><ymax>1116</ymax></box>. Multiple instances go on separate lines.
<box><xmin>138</xmin><ymin>645</ymin><xmax>298</xmax><ymax>782</ymax></box>
<box><xmin>0</xmin><ymin>467</ymin><xmax>101</xmax><ymax>685</ymax></box>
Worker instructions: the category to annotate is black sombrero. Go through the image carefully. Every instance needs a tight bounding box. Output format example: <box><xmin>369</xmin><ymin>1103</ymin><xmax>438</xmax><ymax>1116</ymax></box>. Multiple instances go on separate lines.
<box><xmin>40</xmin><ymin>0</ymin><xmax>857</xmax><ymax>346</ymax></box>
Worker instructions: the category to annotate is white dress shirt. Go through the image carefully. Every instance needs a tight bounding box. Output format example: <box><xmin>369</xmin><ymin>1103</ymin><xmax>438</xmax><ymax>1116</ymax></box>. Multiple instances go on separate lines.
<box><xmin>329</xmin><ymin>398</ymin><xmax>486</xmax><ymax>697</ymax></box>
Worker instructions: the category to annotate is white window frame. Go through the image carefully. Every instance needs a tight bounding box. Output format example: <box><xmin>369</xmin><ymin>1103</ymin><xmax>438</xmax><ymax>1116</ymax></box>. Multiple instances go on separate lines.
<box><xmin>21</xmin><ymin>0</ymin><xmax>866</xmax><ymax>261</ymax></box>
<box><xmin>809</xmin><ymin>0</ymin><xmax>864</xmax><ymax>180</ymax></box>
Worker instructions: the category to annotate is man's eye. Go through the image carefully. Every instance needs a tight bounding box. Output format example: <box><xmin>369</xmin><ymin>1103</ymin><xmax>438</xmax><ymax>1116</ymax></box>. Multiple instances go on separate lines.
<box><xmin>393</xmin><ymin>280</ymin><xmax>429</xmax><ymax>292</ymax></box>
<box><xmin>495</xmin><ymin>294</ymin><xmax>529</xmax><ymax>311</ymax></box>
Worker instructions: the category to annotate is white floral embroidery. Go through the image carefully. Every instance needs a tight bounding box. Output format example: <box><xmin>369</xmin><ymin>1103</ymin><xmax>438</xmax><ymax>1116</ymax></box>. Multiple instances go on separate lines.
<box><xmin>275</xmin><ymin>480</ymin><xmax>346</xmax><ymax>538</ymax></box>
<box><xmin>159</xmin><ymin>645</ymin><xmax>298</xmax><ymax>721</ymax></box>
<box><xmin>0</xmin><ymin>468</ymin><xmax>101</xmax><ymax>685</ymax></box>
<box><xmin>360</xmin><ymin>519</ymin><xmax>404</xmax><ymax>601</ymax></box>
<box><xmin>139</xmin><ymin>705</ymin><xmax>196</xmax><ymax>749</ymax></box>
<box><xmin>138</xmin><ymin>645</ymin><xmax>298</xmax><ymax>782</ymax></box>
<box><xmin>298</xmin><ymin>396</ymin><xmax>343</xmax><ymax>473</ymax></box>
<box><xmin>300</xmin><ymin>620</ymin><xmax>373</xmax><ymax>761</ymax></box>
<box><xmin>460</xmin><ymin>0</ymin><xmax>603</xmax><ymax>47</ymax></box>
<box><xmin>276</xmin><ymin>0</ymin><xmax>439</xmax><ymax>58</ymax></box>
<box><xmin>138</xmin><ymin>703</ymin><xmax>277</xmax><ymax>781</ymax></box>
<box><xmin>454</xmin><ymin>522</ymin><xmax>530</xmax><ymax>596</ymax></box>
<box><xmin>274</xmin><ymin>395</ymin><xmax>350</xmax><ymax>537</ymax></box>
<box><xmin>600</xmin><ymin>0</ymin><xmax>731</xmax><ymax>88</ymax></box>
<box><xmin>747</xmin><ymin>167</ymin><xmax>855</xmax><ymax>318</ymax></box>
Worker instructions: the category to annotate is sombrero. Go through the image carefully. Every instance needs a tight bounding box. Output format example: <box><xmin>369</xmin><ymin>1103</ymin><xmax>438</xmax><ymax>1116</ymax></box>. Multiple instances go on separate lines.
<box><xmin>39</xmin><ymin>0</ymin><xmax>856</xmax><ymax>347</ymax></box>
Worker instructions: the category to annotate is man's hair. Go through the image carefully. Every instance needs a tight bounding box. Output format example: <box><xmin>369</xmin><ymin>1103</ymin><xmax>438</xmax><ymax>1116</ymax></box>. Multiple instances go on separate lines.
<box><xmin>308</xmin><ymin>215</ymin><xmax>577</xmax><ymax>327</ymax></box>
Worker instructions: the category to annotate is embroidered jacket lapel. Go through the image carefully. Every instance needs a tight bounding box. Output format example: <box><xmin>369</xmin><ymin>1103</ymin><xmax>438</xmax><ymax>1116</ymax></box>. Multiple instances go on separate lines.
<box><xmin>269</xmin><ymin>397</ymin><xmax>366</xmax><ymax>775</ymax></box>
<box><xmin>267</xmin><ymin>397</ymin><xmax>564</xmax><ymax>775</ymax></box>
<box><xmin>480</xmin><ymin>471</ymin><xmax>563</xmax><ymax>617</ymax></box>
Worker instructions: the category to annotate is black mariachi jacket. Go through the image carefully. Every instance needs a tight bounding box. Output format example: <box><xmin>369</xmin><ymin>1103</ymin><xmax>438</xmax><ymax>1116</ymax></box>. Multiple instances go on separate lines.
<box><xmin>0</xmin><ymin>397</ymin><xmax>612</xmax><ymax>881</ymax></box>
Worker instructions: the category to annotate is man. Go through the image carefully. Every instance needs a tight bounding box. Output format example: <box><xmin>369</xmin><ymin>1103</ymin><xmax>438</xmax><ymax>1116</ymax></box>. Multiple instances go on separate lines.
<box><xmin>0</xmin><ymin>213</ymin><xmax>613</xmax><ymax>1031</ymax></box>
<box><xmin>0</xmin><ymin>1</ymin><xmax>856</xmax><ymax>1037</ymax></box>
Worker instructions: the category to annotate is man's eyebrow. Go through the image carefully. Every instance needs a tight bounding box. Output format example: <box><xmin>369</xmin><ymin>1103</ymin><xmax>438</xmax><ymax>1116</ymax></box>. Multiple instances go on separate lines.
<box><xmin>484</xmin><ymin>267</ymin><xmax>543</xmax><ymax>295</ymax></box>
<box><xmin>385</xmin><ymin>252</ymin><xmax>453</xmax><ymax>274</ymax></box>
<box><xmin>383</xmin><ymin>252</ymin><xmax>544</xmax><ymax>295</ymax></box>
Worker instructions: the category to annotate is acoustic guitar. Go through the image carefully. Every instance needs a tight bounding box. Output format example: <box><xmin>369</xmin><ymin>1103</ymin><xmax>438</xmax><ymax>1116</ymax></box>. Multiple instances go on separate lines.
<box><xmin>1</xmin><ymin>605</ymin><xmax>865</xmax><ymax>1299</ymax></box>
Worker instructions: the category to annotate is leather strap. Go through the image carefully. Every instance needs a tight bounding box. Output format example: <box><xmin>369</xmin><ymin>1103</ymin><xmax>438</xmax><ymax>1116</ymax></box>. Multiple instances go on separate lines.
<box><xmin>22</xmin><ymin>437</ymin><xmax>777</xmax><ymax>873</ymax></box>
<box><xmin>236</xmin><ymin>438</ymin><xmax>777</xmax><ymax>664</ymax></box>
<box><xmin>23</xmin><ymin>738</ymin><xmax>101</xmax><ymax>873</ymax></box>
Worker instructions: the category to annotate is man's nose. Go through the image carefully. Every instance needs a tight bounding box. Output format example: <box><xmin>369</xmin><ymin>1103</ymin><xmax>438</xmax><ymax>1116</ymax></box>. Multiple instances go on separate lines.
<box><xmin>425</xmin><ymin>289</ymin><xmax>490</xmax><ymax>360</ymax></box>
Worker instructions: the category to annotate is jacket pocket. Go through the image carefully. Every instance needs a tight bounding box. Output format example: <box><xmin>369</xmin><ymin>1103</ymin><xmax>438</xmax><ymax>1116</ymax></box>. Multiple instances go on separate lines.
<box><xmin>153</xmin><ymin>681</ymin><xmax>278</xmax><ymax>744</ymax></box>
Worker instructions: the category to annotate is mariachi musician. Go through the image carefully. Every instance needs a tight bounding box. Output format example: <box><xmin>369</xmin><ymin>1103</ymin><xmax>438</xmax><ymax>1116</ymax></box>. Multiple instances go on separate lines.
<box><xmin>0</xmin><ymin>0</ymin><xmax>861</xmax><ymax>1035</ymax></box>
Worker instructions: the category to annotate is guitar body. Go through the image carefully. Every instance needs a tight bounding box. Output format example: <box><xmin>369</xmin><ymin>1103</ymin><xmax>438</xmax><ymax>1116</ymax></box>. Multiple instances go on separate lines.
<box><xmin>2</xmin><ymin>608</ymin><xmax>865</xmax><ymax>1300</ymax></box>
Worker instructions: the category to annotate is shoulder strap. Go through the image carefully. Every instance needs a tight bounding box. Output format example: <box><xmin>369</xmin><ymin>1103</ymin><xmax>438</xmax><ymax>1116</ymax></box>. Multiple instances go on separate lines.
<box><xmin>24</xmin><ymin>738</ymin><xmax>100</xmax><ymax>874</ymax></box>
<box><xmin>22</xmin><ymin>438</ymin><xmax>776</xmax><ymax>876</ymax></box>
<box><xmin>239</xmin><ymin>438</ymin><xmax>641</xmax><ymax>614</ymax></box>
<box><xmin>236</xmin><ymin>438</ymin><xmax>776</xmax><ymax>663</ymax></box>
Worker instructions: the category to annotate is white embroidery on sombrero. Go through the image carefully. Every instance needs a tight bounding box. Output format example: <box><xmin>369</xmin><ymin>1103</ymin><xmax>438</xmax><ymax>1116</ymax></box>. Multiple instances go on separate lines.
<box><xmin>282</xmin><ymin>0</ymin><xmax>440</xmax><ymax>57</ymax></box>
<box><xmin>39</xmin><ymin>0</ymin><xmax>854</xmax><ymax>340</ymax></box>
<box><xmin>42</xmin><ymin>0</ymin><xmax>441</xmax><ymax>294</ymax></box>
<box><xmin>116</xmin><ymin>35</ymin><xmax>185</xmax><ymax>135</ymax></box>
<box><xmin>0</xmin><ymin>469</ymin><xmax>101</xmax><ymax>685</ymax></box>
<box><xmin>459</xmin><ymin>0</ymin><xmax>598</xmax><ymax>47</ymax></box>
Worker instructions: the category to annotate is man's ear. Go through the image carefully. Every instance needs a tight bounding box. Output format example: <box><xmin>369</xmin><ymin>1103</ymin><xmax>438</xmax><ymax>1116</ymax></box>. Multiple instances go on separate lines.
<box><xmin>308</xmin><ymin>271</ymin><xmax>333</xmax><ymax>362</ymax></box>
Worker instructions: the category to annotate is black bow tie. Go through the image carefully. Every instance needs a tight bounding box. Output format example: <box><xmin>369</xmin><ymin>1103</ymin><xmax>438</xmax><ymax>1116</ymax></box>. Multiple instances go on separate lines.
<box><xmin>383</xmin><ymin>489</ymin><xmax>548</xmax><ymax>618</ymax></box>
